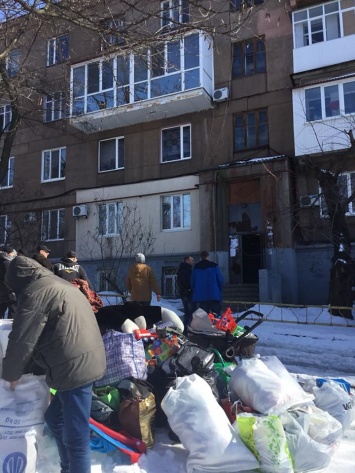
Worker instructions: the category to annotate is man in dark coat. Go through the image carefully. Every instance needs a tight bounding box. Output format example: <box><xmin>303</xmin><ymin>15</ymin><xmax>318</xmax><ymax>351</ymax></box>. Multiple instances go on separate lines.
<box><xmin>53</xmin><ymin>250</ymin><xmax>92</xmax><ymax>287</ymax></box>
<box><xmin>177</xmin><ymin>255</ymin><xmax>195</xmax><ymax>329</ymax></box>
<box><xmin>191</xmin><ymin>250</ymin><xmax>224</xmax><ymax>316</ymax></box>
<box><xmin>2</xmin><ymin>256</ymin><xmax>106</xmax><ymax>473</ymax></box>
<box><xmin>0</xmin><ymin>246</ymin><xmax>16</xmax><ymax>318</ymax></box>
<box><xmin>32</xmin><ymin>243</ymin><xmax>53</xmax><ymax>271</ymax></box>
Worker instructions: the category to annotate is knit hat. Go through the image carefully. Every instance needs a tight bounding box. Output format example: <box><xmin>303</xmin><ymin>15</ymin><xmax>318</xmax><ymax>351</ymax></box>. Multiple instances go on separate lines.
<box><xmin>135</xmin><ymin>253</ymin><xmax>145</xmax><ymax>263</ymax></box>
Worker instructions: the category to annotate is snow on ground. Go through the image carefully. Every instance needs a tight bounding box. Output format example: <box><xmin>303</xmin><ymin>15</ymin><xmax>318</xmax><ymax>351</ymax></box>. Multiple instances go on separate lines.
<box><xmin>32</xmin><ymin>297</ymin><xmax>355</xmax><ymax>472</ymax></box>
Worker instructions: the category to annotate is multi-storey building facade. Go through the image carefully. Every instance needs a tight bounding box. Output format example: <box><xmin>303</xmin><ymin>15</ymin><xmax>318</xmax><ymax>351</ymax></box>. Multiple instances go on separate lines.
<box><xmin>4</xmin><ymin>0</ymin><xmax>353</xmax><ymax>304</ymax></box>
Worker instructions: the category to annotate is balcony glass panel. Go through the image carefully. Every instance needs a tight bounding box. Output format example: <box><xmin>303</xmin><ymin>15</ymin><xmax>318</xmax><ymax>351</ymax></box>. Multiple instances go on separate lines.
<box><xmin>151</xmin><ymin>74</ymin><xmax>181</xmax><ymax>97</ymax></box>
<box><xmin>184</xmin><ymin>34</ymin><xmax>199</xmax><ymax>69</ymax></box>
<box><xmin>185</xmin><ymin>69</ymin><xmax>199</xmax><ymax>89</ymax></box>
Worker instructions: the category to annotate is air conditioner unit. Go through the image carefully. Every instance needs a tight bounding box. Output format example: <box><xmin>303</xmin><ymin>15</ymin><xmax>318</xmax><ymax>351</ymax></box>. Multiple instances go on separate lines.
<box><xmin>300</xmin><ymin>194</ymin><xmax>319</xmax><ymax>208</ymax></box>
<box><xmin>213</xmin><ymin>87</ymin><xmax>229</xmax><ymax>103</ymax></box>
<box><xmin>24</xmin><ymin>212</ymin><xmax>36</xmax><ymax>223</ymax></box>
<box><xmin>72</xmin><ymin>204</ymin><xmax>89</xmax><ymax>218</ymax></box>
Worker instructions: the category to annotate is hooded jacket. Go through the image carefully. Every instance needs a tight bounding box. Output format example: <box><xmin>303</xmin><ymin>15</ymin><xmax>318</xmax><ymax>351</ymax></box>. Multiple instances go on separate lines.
<box><xmin>191</xmin><ymin>259</ymin><xmax>224</xmax><ymax>303</ymax></box>
<box><xmin>0</xmin><ymin>251</ymin><xmax>14</xmax><ymax>303</ymax></box>
<box><xmin>2</xmin><ymin>256</ymin><xmax>106</xmax><ymax>390</ymax></box>
<box><xmin>126</xmin><ymin>263</ymin><xmax>161</xmax><ymax>302</ymax></box>
<box><xmin>53</xmin><ymin>257</ymin><xmax>92</xmax><ymax>288</ymax></box>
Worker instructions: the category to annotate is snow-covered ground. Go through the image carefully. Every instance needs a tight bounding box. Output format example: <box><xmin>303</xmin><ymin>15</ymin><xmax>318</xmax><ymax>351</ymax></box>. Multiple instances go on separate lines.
<box><xmin>5</xmin><ymin>297</ymin><xmax>355</xmax><ymax>473</ymax></box>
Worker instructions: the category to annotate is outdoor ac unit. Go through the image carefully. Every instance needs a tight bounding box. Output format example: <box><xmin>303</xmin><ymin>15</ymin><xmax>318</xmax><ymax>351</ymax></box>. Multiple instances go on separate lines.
<box><xmin>300</xmin><ymin>194</ymin><xmax>319</xmax><ymax>208</ymax></box>
<box><xmin>72</xmin><ymin>204</ymin><xmax>88</xmax><ymax>218</ymax></box>
<box><xmin>213</xmin><ymin>87</ymin><xmax>229</xmax><ymax>102</ymax></box>
<box><xmin>24</xmin><ymin>212</ymin><xmax>36</xmax><ymax>223</ymax></box>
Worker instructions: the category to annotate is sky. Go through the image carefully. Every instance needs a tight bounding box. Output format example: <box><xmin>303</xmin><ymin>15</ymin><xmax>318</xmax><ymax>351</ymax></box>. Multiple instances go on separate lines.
<box><xmin>1</xmin><ymin>297</ymin><xmax>355</xmax><ymax>473</ymax></box>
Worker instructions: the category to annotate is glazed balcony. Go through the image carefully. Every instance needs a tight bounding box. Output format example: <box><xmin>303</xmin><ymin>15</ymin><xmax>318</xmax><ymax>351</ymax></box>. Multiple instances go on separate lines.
<box><xmin>70</xmin><ymin>32</ymin><xmax>214</xmax><ymax>133</ymax></box>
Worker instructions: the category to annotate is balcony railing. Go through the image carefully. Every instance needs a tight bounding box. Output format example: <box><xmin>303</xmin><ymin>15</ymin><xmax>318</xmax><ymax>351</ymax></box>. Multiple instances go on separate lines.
<box><xmin>70</xmin><ymin>31</ymin><xmax>214</xmax><ymax>133</ymax></box>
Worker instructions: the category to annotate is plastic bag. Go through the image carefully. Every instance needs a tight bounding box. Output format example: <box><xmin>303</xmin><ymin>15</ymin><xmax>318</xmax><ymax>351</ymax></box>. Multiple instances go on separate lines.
<box><xmin>162</xmin><ymin>374</ymin><xmax>259</xmax><ymax>473</ymax></box>
<box><xmin>235</xmin><ymin>413</ymin><xmax>293</xmax><ymax>473</ymax></box>
<box><xmin>0</xmin><ymin>374</ymin><xmax>49</xmax><ymax>473</ymax></box>
<box><xmin>313</xmin><ymin>380</ymin><xmax>355</xmax><ymax>431</ymax></box>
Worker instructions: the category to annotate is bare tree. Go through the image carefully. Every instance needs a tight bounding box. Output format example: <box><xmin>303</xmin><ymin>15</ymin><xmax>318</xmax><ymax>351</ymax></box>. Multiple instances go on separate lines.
<box><xmin>79</xmin><ymin>200</ymin><xmax>156</xmax><ymax>295</ymax></box>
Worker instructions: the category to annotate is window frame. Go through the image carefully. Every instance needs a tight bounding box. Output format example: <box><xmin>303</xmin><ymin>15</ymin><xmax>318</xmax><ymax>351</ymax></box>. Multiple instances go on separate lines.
<box><xmin>161</xmin><ymin>0</ymin><xmax>190</xmax><ymax>28</ymax></box>
<box><xmin>230</xmin><ymin>0</ymin><xmax>264</xmax><ymax>10</ymax></box>
<box><xmin>98</xmin><ymin>136</ymin><xmax>125</xmax><ymax>172</ymax></box>
<box><xmin>0</xmin><ymin>214</ymin><xmax>11</xmax><ymax>245</ymax></box>
<box><xmin>47</xmin><ymin>34</ymin><xmax>69</xmax><ymax>66</ymax></box>
<box><xmin>304</xmin><ymin>79</ymin><xmax>355</xmax><ymax>122</ymax></box>
<box><xmin>320</xmin><ymin>172</ymin><xmax>355</xmax><ymax>218</ymax></box>
<box><xmin>233</xmin><ymin>109</ymin><xmax>269</xmax><ymax>151</ymax></box>
<box><xmin>41</xmin><ymin>147</ymin><xmax>66</xmax><ymax>182</ymax></box>
<box><xmin>6</xmin><ymin>49</ymin><xmax>20</xmax><ymax>78</ymax></box>
<box><xmin>0</xmin><ymin>105</ymin><xmax>12</xmax><ymax>132</ymax></box>
<box><xmin>41</xmin><ymin>208</ymin><xmax>65</xmax><ymax>241</ymax></box>
<box><xmin>0</xmin><ymin>157</ymin><xmax>14</xmax><ymax>189</ymax></box>
<box><xmin>43</xmin><ymin>92</ymin><xmax>66</xmax><ymax>122</ymax></box>
<box><xmin>161</xmin><ymin>193</ymin><xmax>191</xmax><ymax>231</ymax></box>
<box><xmin>100</xmin><ymin>16</ymin><xmax>125</xmax><ymax>49</ymax></box>
<box><xmin>161</xmin><ymin>124</ymin><xmax>191</xmax><ymax>163</ymax></box>
<box><xmin>292</xmin><ymin>0</ymin><xmax>355</xmax><ymax>49</ymax></box>
<box><xmin>98</xmin><ymin>201</ymin><xmax>123</xmax><ymax>236</ymax></box>
<box><xmin>232</xmin><ymin>37</ymin><xmax>266</xmax><ymax>78</ymax></box>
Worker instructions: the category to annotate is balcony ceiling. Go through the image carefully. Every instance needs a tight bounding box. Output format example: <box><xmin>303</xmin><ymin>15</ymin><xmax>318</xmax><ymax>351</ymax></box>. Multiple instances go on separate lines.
<box><xmin>70</xmin><ymin>88</ymin><xmax>213</xmax><ymax>134</ymax></box>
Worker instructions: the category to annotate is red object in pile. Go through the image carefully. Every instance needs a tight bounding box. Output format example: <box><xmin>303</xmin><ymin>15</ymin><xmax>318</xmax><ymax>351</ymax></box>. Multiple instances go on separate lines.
<box><xmin>133</xmin><ymin>329</ymin><xmax>159</xmax><ymax>340</ymax></box>
<box><xmin>215</xmin><ymin>308</ymin><xmax>236</xmax><ymax>333</ymax></box>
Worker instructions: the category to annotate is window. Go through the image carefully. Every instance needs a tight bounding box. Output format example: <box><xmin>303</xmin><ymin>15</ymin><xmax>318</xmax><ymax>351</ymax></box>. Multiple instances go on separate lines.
<box><xmin>293</xmin><ymin>1</ymin><xmax>355</xmax><ymax>49</ymax></box>
<box><xmin>161</xmin><ymin>0</ymin><xmax>190</xmax><ymax>28</ymax></box>
<box><xmin>47</xmin><ymin>34</ymin><xmax>69</xmax><ymax>66</ymax></box>
<box><xmin>162</xmin><ymin>266</ymin><xmax>178</xmax><ymax>296</ymax></box>
<box><xmin>0</xmin><ymin>215</ymin><xmax>11</xmax><ymax>245</ymax></box>
<box><xmin>99</xmin><ymin>137</ymin><xmax>124</xmax><ymax>172</ymax></box>
<box><xmin>234</xmin><ymin>110</ymin><xmax>268</xmax><ymax>150</ymax></box>
<box><xmin>98</xmin><ymin>271</ymin><xmax>117</xmax><ymax>292</ymax></box>
<box><xmin>44</xmin><ymin>92</ymin><xmax>66</xmax><ymax>122</ymax></box>
<box><xmin>305</xmin><ymin>80</ymin><xmax>355</xmax><ymax>122</ymax></box>
<box><xmin>6</xmin><ymin>49</ymin><xmax>20</xmax><ymax>78</ymax></box>
<box><xmin>321</xmin><ymin>172</ymin><xmax>355</xmax><ymax>217</ymax></box>
<box><xmin>98</xmin><ymin>202</ymin><xmax>123</xmax><ymax>236</ymax></box>
<box><xmin>161</xmin><ymin>193</ymin><xmax>191</xmax><ymax>230</ymax></box>
<box><xmin>0</xmin><ymin>105</ymin><xmax>11</xmax><ymax>132</ymax></box>
<box><xmin>161</xmin><ymin>124</ymin><xmax>191</xmax><ymax>162</ymax></box>
<box><xmin>231</xmin><ymin>0</ymin><xmax>263</xmax><ymax>9</ymax></box>
<box><xmin>232</xmin><ymin>38</ymin><xmax>266</xmax><ymax>78</ymax></box>
<box><xmin>42</xmin><ymin>147</ymin><xmax>66</xmax><ymax>182</ymax></box>
<box><xmin>101</xmin><ymin>16</ymin><xmax>125</xmax><ymax>48</ymax></box>
<box><xmin>0</xmin><ymin>157</ymin><xmax>14</xmax><ymax>189</ymax></box>
<box><xmin>41</xmin><ymin>209</ymin><xmax>65</xmax><ymax>241</ymax></box>
<box><xmin>71</xmin><ymin>32</ymin><xmax>206</xmax><ymax>115</ymax></box>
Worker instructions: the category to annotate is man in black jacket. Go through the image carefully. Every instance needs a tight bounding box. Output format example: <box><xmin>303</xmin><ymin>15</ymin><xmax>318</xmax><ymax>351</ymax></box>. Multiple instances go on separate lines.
<box><xmin>177</xmin><ymin>255</ymin><xmax>195</xmax><ymax>329</ymax></box>
<box><xmin>53</xmin><ymin>251</ymin><xmax>92</xmax><ymax>288</ymax></box>
<box><xmin>32</xmin><ymin>243</ymin><xmax>53</xmax><ymax>271</ymax></box>
<box><xmin>0</xmin><ymin>246</ymin><xmax>16</xmax><ymax>318</ymax></box>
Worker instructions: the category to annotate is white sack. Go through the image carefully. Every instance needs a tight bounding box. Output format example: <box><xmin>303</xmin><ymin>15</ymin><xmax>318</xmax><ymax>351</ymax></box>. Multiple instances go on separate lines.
<box><xmin>313</xmin><ymin>380</ymin><xmax>355</xmax><ymax>431</ymax></box>
<box><xmin>0</xmin><ymin>374</ymin><xmax>50</xmax><ymax>473</ymax></box>
<box><xmin>235</xmin><ymin>413</ymin><xmax>293</xmax><ymax>473</ymax></box>
<box><xmin>161</xmin><ymin>374</ymin><xmax>259</xmax><ymax>473</ymax></box>
<box><xmin>229</xmin><ymin>357</ymin><xmax>310</xmax><ymax>415</ymax></box>
<box><xmin>280</xmin><ymin>411</ymin><xmax>335</xmax><ymax>472</ymax></box>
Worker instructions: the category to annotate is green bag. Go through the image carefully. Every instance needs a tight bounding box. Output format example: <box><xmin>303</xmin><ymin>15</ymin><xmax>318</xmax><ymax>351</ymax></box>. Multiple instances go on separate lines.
<box><xmin>210</xmin><ymin>348</ymin><xmax>236</xmax><ymax>385</ymax></box>
<box><xmin>93</xmin><ymin>386</ymin><xmax>120</xmax><ymax>412</ymax></box>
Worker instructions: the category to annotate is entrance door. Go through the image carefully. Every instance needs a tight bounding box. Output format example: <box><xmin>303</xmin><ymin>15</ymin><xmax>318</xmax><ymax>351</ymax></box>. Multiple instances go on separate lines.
<box><xmin>229</xmin><ymin>233</ymin><xmax>262</xmax><ymax>284</ymax></box>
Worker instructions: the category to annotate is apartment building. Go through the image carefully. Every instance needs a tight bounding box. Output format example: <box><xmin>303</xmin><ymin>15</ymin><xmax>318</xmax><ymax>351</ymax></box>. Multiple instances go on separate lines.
<box><xmin>2</xmin><ymin>0</ymin><xmax>332</xmax><ymax>303</ymax></box>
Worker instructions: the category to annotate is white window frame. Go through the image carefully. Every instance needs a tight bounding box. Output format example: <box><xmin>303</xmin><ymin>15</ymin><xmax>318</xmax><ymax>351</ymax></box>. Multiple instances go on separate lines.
<box><xmin>305</xmin><ymin>79</ymin><xmax>355</xmax><ymax>122</ymax></box>
<box><xmin>161</xmin><ymin>193</ymin><xmax>191</xmax><ymax>231</ymax></box>
<box><xmin>161</xmin><ymin>124</ymin><xmax>191</xmax><ymax>163</ymax></box>
<box><xmin>98</xmin><ymin>201</ymin><xmax>123</xmax><ymax>236</ymax></box>
<box><xmin>41</xmin><ymin>208</ymin><xmax>65</xmax><ymax>241</ymax></box>
<box><xmin>47</xmin><ymin>34</ymin><xmax>69</xmax><ymax>66</ymax></box>
<box><xmin>0</xmin><ymin>105</ymin><xmax>11</xmax><ymax>132</ymax></box>
<box><xmin>293</xmin><ymin>0</ymin><xmax>355</xmax><ymax>49</ymax></box>
<box><xmin>41</xmin><ymin>147</ymin><xmax>66</xmax><ymax>182</ymax></box>
<box><xmin>6</xmin><ymin>49</ymin><xmax>20</xmax><ymax>78</ymax></box>
<box><xmin>0</xmin><ymin>157</ymin><xmax>14</xmax><ymax>189</ymax></box>
<box><xmin>98</xmin><ymin>136</ymin><xmax>125</xmax><ymax>172</ymax></box>
<box><xmin>43</xmin><ymin>92</ymin><xmax>66</xmax><ymax>122</ymax></box>
<box><xmin>161</xmin><ymin>0</ymin><xmax>190</xmax><ymax>28</ymax></box>
<box><xmin>0</xmin><ymin>215</ymin><xmax>11</xmax><ymax>245</ymax></box>
<box><xmin>320</xmin><ymin>172</ymin><xmax>355</xmax><ymax>218</ymax></box>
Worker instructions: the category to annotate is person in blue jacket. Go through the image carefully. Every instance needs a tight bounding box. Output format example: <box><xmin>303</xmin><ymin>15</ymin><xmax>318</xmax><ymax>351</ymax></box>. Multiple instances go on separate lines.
<box><xmin>191</xmin><ymin>250</ymin><xmax>223</xmax><ymax>316</ymax></box>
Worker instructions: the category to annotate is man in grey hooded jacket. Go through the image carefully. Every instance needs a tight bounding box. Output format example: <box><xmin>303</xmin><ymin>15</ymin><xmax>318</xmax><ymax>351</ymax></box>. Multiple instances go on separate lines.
<box><xmin>2</xmin><ymin>256</ymin><xmax>106</xmax><ymax>473</ymax></box>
